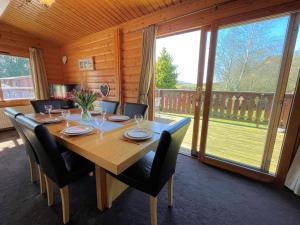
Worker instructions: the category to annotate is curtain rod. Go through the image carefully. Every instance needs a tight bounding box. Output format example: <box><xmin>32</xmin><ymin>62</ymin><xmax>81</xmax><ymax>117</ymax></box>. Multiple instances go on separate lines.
<box><xmin>158</xmin><ymin>0</ymin><xmax>238</xmax><ymax>26</ymax></box>
<box><xmin>126</xmin><ymin>0</ymin><xmax>238</xmax><ymax>33</ymax></box>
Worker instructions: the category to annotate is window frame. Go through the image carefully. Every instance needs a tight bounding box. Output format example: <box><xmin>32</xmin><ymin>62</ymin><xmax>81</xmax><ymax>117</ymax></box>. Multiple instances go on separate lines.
<box><xmin>0</xmin><ymin>53</ymin><xmax>34</xmax><ymax>105</ymax></box>
<box><xmin>198</xmin><ymin>11</ymin><xmax>300</xmax><ymax>183</ymax></box>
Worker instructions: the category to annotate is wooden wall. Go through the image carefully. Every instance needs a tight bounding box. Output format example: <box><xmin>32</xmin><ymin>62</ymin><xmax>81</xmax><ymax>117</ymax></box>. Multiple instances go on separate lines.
<box><xmin>121</xmin><ymin>30</ymin><xmax>142</xmax><ymax>103</ymax></box>
<box><xmin>61</xmin><ymin>27</ymin><xmax>143</xmax><ymax>103</ymax></box>
<box><xmin>0</xmin><ymin>22</ymin><xmax>63</xmax><ymax>84</ymax></box>
<box><xmin>61</xmin><ymin>28</ymin><xmax>121</xmax><ymax>101</ymax></box>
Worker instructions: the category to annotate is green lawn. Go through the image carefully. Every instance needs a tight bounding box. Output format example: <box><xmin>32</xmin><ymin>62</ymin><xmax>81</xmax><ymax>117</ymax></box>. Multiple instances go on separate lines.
<box><xmin>155</xmin><ymin>112</ymin><xmax>284</xmax><ymax>174</ymax></box>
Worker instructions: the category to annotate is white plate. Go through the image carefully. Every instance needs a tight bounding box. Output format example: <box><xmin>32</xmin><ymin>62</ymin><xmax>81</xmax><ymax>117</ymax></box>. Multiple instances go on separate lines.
<box><xmin>90</xmin><ymin>110</ymin><xmax>102</xmax><ymax>115</ymax></box>
<box><xmin>50</xmin><ymin>109</ymin><xmax>63</xmax><ymax>114</ymax></box>
<box><xmin>39</xmin><ymin>117</ymin><xmax>63</xmax><ymax>124</ymax></box>
<box><xmin>62</xmin><ymin>125</ymin><xmax>93</xmax><ymax>135</ymax></box>
<box><xmin>123</xmin><ymin>128</ymin><xmax>152</xmax><ymax>140</ymax></box>
<box><xmin>108</xmin><ymin>115</ymin><xmax>130</xmax><ymax>122</ymax></box>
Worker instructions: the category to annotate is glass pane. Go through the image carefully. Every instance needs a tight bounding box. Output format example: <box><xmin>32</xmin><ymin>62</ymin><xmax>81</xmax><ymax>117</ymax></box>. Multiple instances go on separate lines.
<box><xmin>270</xmin><ymin>26</ymin><xmax>300</xmax><ymax>174</ymax></box>
<box><xmin>154</xmin><ymin>30</ymin><xmax>201</xmax><ymax>154</ymax></box>
<box><xmin>0</xmin><ymin>55</ymin><xmax>35</xmax><ymax>100</ymax></box>
<box><xmin>205</xmin><ymin>16</ymin><xmax>289</xmax><ymax>169</ymax></box>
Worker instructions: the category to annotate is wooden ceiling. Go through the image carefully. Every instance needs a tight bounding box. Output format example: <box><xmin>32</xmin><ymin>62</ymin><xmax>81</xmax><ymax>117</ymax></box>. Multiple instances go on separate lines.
<box><xmin>1</xmin><ymin>0</ymin><xmax>185</xmax><ymax>44</ymax></box>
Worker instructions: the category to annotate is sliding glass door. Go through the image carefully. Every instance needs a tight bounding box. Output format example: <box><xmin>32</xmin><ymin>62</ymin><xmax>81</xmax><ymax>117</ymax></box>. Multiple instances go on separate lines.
<box><xmin>152</xmin><ymin>12</ymin><xmax>300</xmax><ymax>178</ymax></box>
<box><xmin>154</xmin><ymin>30</ymin><xmax>203</xmax><ymax>155</ymax></box>
<box><xmin>198</xmin><ymin>13</ymin><xmax>300</xmax><ymax>177</ymax></box>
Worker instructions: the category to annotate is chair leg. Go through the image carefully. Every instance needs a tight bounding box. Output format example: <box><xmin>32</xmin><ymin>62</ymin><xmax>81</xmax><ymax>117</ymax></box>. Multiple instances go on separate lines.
<box><xmin>38</xmin><ymin>166</ymin><xmax>46</xmax><ymax>194</ymax></box>
<box><xmin>60</xmin><ymin>186</ymin><xmax>69</xmax><ymax>224</ymax></box>
<box><xmin>44</xmin><ymin>175</ymin><xmax>54</xmax><ymax>206</ymax></box>
<box><xmin>150</xmin><ymin>196</ymin><xmax>157</xmax><ymax>225</ymax></box>
<box><xmin>28</xmin><ymin>156</ymin><xmax>37</xmax><ymax>183</ymax></box>
<box><xmin>168</xmin><ymin>175</ymin><xmax>174</xmax><ymax>208</ymax></box>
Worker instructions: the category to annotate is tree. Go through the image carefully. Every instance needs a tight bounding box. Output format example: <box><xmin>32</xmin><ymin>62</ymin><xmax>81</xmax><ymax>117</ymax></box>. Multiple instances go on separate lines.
<box><xmin>155</xmin><ymin>47</ymin><xmax>178</xmax><ymax>89</ymax></box>
<box><xmin>0</xmin><ymin>55</ymin><xmax>31</xmax><ymax>78</ymax></box>
<box><xmin>214</xmin><ymin>16</ymin><xmax>289</xmax><ymax>92</ymax></box>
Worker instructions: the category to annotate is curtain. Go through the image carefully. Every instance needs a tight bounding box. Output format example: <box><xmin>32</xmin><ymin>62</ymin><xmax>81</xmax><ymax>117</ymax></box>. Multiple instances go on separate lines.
<box><xmin>285</xmin><ymin>144</ymin><xmax>300</xmax><ymax>195</ymax></box>
<box><xmin>138</xmin><ymin>24</ymin><xmax>157</xmax><ymax>104</ymax></box>
<box><xmin>29</xmin><ymin>48</ymin><xmax>49</xmax><ymax>100</ymax></box>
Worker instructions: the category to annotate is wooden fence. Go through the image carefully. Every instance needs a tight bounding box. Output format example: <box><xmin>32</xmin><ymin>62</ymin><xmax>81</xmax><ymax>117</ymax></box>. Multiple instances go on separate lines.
<box><xmin>155</xmin><ymin>89</ymin><xmax>293</xmax><ymax>128</ymax></box>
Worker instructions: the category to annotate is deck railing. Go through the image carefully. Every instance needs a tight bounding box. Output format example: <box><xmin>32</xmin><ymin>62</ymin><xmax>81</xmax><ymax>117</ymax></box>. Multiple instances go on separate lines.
<box><xmin>155</xmin><ymin>89</ymin><xmax>293</xmax><ymax>128</ymax></box>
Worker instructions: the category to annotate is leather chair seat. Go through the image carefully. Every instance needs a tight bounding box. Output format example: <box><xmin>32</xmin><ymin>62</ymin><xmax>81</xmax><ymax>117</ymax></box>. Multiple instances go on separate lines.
<box><xmin>61</xmin><ymin>151</ymin><xmax>94</xmax><ymax>181</ymax></box>
<box><xmin>61</xmin><ymin>150</ymin><xmax>94</xmax><ymax>174</ymax></box>
<box><xmin>112</xmin><ymin>151</ymin><xmax>155</xmax><ymax>194</ymax></box>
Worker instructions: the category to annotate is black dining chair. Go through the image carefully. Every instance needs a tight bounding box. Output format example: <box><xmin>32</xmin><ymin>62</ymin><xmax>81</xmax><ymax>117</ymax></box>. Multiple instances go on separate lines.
<box><xmin>16</xmin><ymin>115</ymin><xmax>94</xmax><ymax>224</ymax></box>
<box><xmin>123</xmin><ymin>102</ymin><xmax>148</xmax><ymax>118</ymax></box>
<box><xmin>4</xmin><ymin>107</ymin><xmax>46</xmax><ymax>194</ymax></box>
<box><xmin>30</xmin><ymin>99</ymin><xmax>63</xmax><ymax>113</ymax></box>
<box><xmin>101</xmin><ymin>100</ymin><xmax>119</xmax><ymax>114</ymax></box>
<box><xmin>110</xmin><ymin>118</ymin><xmax>191</xmax><ymax>225</ymax></box>
<box><xmin>60</xmin><ymin>99</ymin><xmax>76</xmax><ymax>109</ymax></box>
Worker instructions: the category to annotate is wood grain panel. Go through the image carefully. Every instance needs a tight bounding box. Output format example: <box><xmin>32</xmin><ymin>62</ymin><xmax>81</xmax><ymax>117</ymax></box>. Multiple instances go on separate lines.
<box><xmin>0</xmin><ymin>22</ymin><xmax>63</xmax><ymax>84</ymax></box>
<box><xmin>62</xmin><ymin>29</ymin><xmax>120</xmax><ymax>101</ymax></box>
<box><xmin>1</xmin><ymin>0</ymin><xmax>182</xmax><ymax>44</ymax></box>
<box><xmin>121</xmin><ymin>30</ymin><xmax>142</xmax><ymax>104</ymax></box>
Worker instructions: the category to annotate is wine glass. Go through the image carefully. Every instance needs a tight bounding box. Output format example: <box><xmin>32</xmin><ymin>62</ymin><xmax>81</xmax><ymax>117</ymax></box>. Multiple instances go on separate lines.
<box><xmin>134</xmin><ymin>114</ymin><xmax>143</xmax><ymax>129</ymax></box>
<box><xmin>61</xmin><ymin>109</ymin><xmax>71</xmax><ymax>127</ymax></box>
<box><xmin>101</xmin><ymin>110</ymin><xmax>107</xmax><ymax>121</ymax></box>
<box><xmin>94</xmin><ymin>113</ymin><xmax>105</xmax><ymax>140</ymax></box>
<box><xmin>44</xmin><ymin>104</ymin><xmax>53</xmax><ymax>116</ymax></box>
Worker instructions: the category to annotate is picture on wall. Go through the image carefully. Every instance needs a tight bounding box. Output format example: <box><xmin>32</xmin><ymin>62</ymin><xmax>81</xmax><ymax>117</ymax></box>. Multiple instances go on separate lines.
<box><xmin>78</xmin><ymin>57</ymin><xmax>94</xmax><ymax>71</ymax></box>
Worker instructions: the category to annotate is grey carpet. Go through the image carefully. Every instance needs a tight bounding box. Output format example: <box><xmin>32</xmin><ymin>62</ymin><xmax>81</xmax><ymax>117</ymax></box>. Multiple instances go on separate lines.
<box><xmin>0</xmin><ymin>130</ymin><xmax>300</xmax><ymax>225</ymax></box>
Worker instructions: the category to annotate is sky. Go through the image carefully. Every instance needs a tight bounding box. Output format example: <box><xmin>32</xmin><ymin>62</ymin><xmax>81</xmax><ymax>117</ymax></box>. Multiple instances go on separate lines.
<box><xmin>156</xmin><ymin>30</ymin><xmax>201</xmax><ymax>84</ymax></box>
<box><xmin>155</xmin><ymin>16</ymin><xmax>300</xmax><ymax>85</ymax></box>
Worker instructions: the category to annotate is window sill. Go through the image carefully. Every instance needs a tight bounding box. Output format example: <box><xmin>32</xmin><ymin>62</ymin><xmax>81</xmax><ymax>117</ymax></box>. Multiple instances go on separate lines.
<box><xmin>0</xmin><ymin>99</ymin><xmax>32</xmax><ymax>107</ymax></box>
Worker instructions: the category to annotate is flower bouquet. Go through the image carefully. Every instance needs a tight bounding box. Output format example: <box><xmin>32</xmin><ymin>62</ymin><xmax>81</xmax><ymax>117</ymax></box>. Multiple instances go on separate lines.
<box><xmin>74</xmin><ymin>89</ymin><xmax>98</xmax><ymax>121</ymax></box>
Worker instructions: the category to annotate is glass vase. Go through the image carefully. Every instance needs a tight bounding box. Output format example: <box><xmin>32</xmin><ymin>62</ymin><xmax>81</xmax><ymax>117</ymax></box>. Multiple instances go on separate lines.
<box><xmin>81</xmin><ymin>107</ymin><xmax>91</xmax><ymax>121</ymax></box>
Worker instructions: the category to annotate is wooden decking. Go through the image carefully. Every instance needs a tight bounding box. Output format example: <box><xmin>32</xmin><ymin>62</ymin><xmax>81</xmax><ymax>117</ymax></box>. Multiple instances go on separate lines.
<box><xmin>155</xmin><ymin>112</ymin><xmax>284</xmax><ymax>174</ymax></box>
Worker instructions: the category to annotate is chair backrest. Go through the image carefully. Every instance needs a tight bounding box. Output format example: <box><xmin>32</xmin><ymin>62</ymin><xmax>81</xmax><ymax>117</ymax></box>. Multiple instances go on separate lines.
<box><xmin>30</xmin><ymin>100</ymin><xmax>62</xmax><ymax>113</ymax></box>
<box><xmin>150</xmin><ymin>118</ymin><xmax>191</xmax><ymax>195</ymax></box>
<box><xmin>4</xmin><ymin>108</ymin><xmax>39</xmax><ymax>164</ymax></box>
<box><xmin>16</xmin><ymin>115</ymin><xmax>69</xmax><ymax>187</ymax></box>
<box><xmin>101</xmin><ymin>100</ymin><xmax>119</xmax><ymax>114</ymax></box>
<box><xmin>4</xmin><ymin>107</ymin><xmax>22</xmax><ymax>118</ymax></box>
<box><xmin>123</xmin><ymin>102</ymin><xmax>148</xmax><ymax>118</ymax></box>
<box><xmin>61</xmin><ymin>99</ymin><xmax>76</xmax><ymax>109</ymax></box>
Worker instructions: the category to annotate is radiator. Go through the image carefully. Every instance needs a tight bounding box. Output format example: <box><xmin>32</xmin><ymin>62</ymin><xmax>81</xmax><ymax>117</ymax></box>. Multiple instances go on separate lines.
<box><xmin>0</xmin><ymin>105</ymin><xmax>34</xmax><ymax>129</ymax></box>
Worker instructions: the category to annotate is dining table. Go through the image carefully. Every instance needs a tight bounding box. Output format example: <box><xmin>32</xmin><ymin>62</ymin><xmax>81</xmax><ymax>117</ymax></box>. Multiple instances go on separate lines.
<box><xmin>25</xmin><ymin>108</ymin><xmax>170</xmax><ymax>210</ymax></box>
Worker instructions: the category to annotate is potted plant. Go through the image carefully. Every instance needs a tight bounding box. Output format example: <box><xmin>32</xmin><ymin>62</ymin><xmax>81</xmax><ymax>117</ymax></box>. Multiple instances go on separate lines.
<box><xmin>74</xmin><ymin>89</ymin><xmax>98</xmax><ymax>121</ymax></box>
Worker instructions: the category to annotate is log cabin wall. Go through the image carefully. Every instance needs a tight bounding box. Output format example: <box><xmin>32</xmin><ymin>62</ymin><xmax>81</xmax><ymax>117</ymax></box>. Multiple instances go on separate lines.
<box><xmin>0</xmin><ymin>22</ymin><xmax>63</xmax><ymax>84</ymax></box>
<box><xmin>121</xmin><ymin>30</ymin><xmax>142</xmax><ymax>103</ymax></box>
<box><xmin>61</xmin><ymin>28</ymin><xmax>121</xmax><ymax>101</ymax></box>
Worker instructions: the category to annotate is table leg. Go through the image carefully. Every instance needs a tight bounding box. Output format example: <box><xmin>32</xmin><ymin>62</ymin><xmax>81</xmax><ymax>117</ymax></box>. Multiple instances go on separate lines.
<box><xmin>95</xmin><ymin>165</ymin><xmax>108</xmax><ymax>210</ymax></box>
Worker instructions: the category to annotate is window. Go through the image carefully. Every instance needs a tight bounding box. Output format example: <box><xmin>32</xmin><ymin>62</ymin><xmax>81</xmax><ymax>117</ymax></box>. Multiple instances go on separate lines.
<box><xmin>0</xmin><ymin>54</ymin><xmax>35</xmax><ymax>100</ymax></box>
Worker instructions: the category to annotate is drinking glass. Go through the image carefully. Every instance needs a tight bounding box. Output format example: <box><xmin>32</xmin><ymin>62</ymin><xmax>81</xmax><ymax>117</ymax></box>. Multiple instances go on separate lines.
<box><xmin>101</xmin><ymin>110</ymin><xmax>107</xmax><ymax>121</ymax></box>
<box><xmin>134</xmin><ymin>114</ymin><xmax>143</xmax><ymax>129</ymax></box>
<box><xmin>61</xmin><ymin>109</ymin><xmax>71</xmax><ymax>127</ymax></box>
<box><xmin>44</xmin><ymin>104</ymin><xmax>53</xmax><ymax>116</ymax></box>
<box><xmin>94</xmin><ymin>114</ymin><xmax>105</xmax><ymax>140</ymax></box>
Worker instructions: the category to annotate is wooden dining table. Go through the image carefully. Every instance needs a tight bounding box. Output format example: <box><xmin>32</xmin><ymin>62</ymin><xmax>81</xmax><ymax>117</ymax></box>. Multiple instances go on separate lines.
<box><xmin>25</xmin><ymin>109</ymin><xmax>170</xmax><ymax>210</ymax></box>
